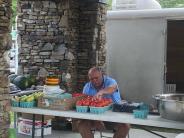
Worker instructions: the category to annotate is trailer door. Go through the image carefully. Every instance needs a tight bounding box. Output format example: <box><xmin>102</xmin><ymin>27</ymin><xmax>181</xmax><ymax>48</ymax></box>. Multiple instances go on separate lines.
<box><xmin>166</xmin><ymin>20</ymin><xmax>184</xmax><ymax>92</ymax></box>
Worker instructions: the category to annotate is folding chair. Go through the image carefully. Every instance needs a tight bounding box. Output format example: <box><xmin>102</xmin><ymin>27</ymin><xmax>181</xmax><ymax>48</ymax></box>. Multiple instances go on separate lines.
<box><xmin>165</xmin><ymin>84</ymin><xmax>176</xmax><ymax>93</ymax></box>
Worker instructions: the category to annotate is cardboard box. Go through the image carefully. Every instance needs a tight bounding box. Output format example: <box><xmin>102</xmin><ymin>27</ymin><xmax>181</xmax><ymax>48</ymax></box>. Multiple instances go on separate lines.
<box><xmin>38</xmin><ymin>95</ymin><xmax>86</xmax><ymax>111</ymax></box>
<box><xmin>37</xmin><ymin>96</ymin><xmax>74</xmax><ymax>110</ymax></box>
<box><xmin>18</xmin><ymin>118</ymin><xmax>52</xmax><ymax>137</ymax></box>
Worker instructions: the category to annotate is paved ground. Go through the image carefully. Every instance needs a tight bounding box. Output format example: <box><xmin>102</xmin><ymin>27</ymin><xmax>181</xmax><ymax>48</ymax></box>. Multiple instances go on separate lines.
<box><xmin>17</xmin><ymin>129</ymin><xmax>178</xmax><ymax>138</ymax></box>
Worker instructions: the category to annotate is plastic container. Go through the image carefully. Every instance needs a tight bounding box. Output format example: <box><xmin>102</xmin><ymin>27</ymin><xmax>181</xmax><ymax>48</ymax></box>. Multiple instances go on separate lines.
<box><xmin>140</xmin><ymin>103</ymin><xmax>149</xmax><ymax>111</ymax></box>
<box><xmin>11</xmin><ymin>100</ymin><xmax>19</xmax><ymax>107</ymax></box>
<box><xmin>103</xmin><ymin>104</ymin><xmax>111</xmax><ymax>111</ymax></box>
<box><xmin>133</xmin><ymin>109</ymin><xmax>148</xmax><ymax>119</ymax></box>
<box><xmin>19</xmin><ymin>101</ymin><xmax>36</xmax><ymax>108</ymax></box>
<box><xmin>76</xmin><ymin>106</ymin><xmax>89</xmax><ymax>113</ymax></box>
<box><xmin>106</xmin><ymin>104</ymin><xmax>113</xmax><ymax>110</ymax></box>
<box><xmin>89</xmin><ymin>106</ymin><xmax>106</xmax><ymax>114</ymax></box>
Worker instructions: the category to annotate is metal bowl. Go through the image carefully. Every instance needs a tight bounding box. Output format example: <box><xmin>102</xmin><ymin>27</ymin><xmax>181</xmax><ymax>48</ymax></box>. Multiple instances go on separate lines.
<box><xmin>153</xmin><ymin>93</ymin><xmax>184</xmax><ymax>121</ymax></box>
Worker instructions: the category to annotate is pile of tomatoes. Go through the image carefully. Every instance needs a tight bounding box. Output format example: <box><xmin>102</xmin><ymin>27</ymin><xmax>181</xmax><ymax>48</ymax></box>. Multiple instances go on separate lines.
<box><xmin>76</xmin><ymin>96</ymin><xmax>112</xmax><ymax>107</ymax></box>
<box><xmin>72</xmin><ymin>92</ymin><xmax>86</xmax><ymax>97</ymax></box>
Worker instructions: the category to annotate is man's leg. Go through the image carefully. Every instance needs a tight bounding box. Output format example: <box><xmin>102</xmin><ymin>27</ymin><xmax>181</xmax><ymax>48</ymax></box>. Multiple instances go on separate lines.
<box><xmin>93</xmin><ymin>121</ymin><xmax>105</xmax><ymax>131</ymax></box>
<box><xmin>77</xmin><ymin>119</ymin><xmax>94</xmax><ymax>138</ymax></box>
<box><xmin>113</xmin><ymin>123</ymin><xmax>130</xmax><ymax>138</ymax></box>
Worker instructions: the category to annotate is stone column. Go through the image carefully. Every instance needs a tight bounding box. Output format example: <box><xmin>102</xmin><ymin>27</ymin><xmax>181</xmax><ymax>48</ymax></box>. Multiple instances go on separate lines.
<box><xmin>0</xmin><ymin>0</ymin><xmax>12</xmax><ymax>137</ymax></box>
<box><xmin>77</xmin><ymin>0</ymin><xmax>107</xmax><ymax>90</ymax></box>
<box><xmin>60</xmin><ymin>0</ymin><xmax>79</xmax><ymax>92</ymax></box>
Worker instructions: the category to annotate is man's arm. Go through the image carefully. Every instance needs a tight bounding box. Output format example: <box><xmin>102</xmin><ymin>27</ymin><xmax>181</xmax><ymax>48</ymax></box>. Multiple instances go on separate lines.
<box><xmin>94</xmin><ymin>84</ymin><xmax>117</xmax><ymax>99</ymax></box>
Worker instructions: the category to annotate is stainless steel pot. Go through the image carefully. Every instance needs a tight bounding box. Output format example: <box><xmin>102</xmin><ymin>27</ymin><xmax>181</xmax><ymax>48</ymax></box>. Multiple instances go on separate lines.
<box><xmin>153</xmin><ymin>93</ymin><xmax>184</xmax><ymax>121</ymax></box>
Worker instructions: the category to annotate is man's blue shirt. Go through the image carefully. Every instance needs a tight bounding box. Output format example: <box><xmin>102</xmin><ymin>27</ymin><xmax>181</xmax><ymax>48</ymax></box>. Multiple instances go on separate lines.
<box><xmin>83</xmin><ymin>75</ymin><xmax>122</xmax><ymax>104</ymax></box>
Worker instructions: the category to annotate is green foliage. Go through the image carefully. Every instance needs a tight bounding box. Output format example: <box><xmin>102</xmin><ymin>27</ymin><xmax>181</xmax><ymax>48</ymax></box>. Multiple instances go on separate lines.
<box><xmin>107</xmin><ymin>0</ymin><xmax>112</xmax><ymax>10</ymax></box>
<box><xmin>106</xmin><ymin>0</ymin><xmax>184</xmax><ymax>10</ymax></box>
<box><xmin>157</xmin><ymin>0</ymin><xmax>184</xmax><ymax>8</ymax></box>
<box><xmin>11</xmin><ymin>0</ymin><xmax>17</xmax><ymax>28</ymax></box>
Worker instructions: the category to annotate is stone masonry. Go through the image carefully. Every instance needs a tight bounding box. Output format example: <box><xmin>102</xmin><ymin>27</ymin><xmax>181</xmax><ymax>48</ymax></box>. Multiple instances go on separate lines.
<box><xmin>77</xmin><ymin>0</ymin><xmax>107</xmax><ymax>90</ymax></box>
<box><xmin>17</xmin><ymin>0</ymin><xmax>107</xmax><ymax>92</ymax></box>
<box><xmin>0</xmin><ymin>0</ymin><xmax>11</xmax><ymax>137</ymax></box>
<box><xmin>17</xmin><ymin>0</ymin><xmax>79</xmax><ymax>92</ymax></box>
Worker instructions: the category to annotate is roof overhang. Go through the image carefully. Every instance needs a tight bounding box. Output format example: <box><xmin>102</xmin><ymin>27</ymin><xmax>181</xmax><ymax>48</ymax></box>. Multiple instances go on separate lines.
<box><xmin>107</xmin><ymin>8</ymin><xmax>184</xmax><ymax>20</ymax></box>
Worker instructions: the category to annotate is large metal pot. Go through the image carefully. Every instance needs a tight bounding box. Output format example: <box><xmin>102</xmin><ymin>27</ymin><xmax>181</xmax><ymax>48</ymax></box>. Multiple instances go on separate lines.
<box><xmin>153</xmin><ymin>93</ymin><xmax>184</xmax><ymax>121</ymax></box>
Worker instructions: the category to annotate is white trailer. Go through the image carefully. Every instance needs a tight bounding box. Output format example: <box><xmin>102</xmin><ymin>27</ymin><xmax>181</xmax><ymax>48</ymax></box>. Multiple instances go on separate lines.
<box><xmin>106</xmin><ymin>8</ymin><xmax>184</xmax><ymax>104</ymax></box>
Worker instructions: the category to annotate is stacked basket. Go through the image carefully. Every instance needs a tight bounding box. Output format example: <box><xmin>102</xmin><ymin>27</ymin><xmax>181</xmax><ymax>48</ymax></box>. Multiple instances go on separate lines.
<box><xmin>133</xmin><ymin>103</ymin><xmax>149</xmax><ymax>119</ymax></box>
<box><xmin>76</xmin><ymin>96</ymin><xmax>112</xmax><ymax>114</ymax></box>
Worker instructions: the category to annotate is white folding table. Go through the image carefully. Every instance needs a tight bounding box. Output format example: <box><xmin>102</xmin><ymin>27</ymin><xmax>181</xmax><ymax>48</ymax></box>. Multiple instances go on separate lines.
<box><xmin>11</xmin><ymin>107</ymin><xmax>184</xmax><ymax>138</ymax></box>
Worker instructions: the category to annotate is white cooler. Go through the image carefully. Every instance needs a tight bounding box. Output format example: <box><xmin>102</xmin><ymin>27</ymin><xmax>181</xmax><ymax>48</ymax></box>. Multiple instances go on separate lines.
<box><xmin>18</xmin><ymin>118</ymin><xmax>52</xmax><ymax>137</ymax></box>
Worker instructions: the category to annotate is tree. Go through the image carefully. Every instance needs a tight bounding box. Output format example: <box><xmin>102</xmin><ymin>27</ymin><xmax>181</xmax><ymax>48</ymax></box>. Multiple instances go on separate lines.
<box><xmin>107</xmin><ymin>0</ymin><xmax>184</xmax><ymax>10</ymax></box>
<box><xmin>11</xmin><ymin>0</ymin><xmax>17</xmax><ymax>28</ymax></box>
<box><xmin>157</xmin><ymin>0</ymin><xmax>184</xmax><ymax>8</ymax></box>
<box><xmin>107</xmin><ymin>0</ymin><xmax>112</xmax><ymax>10</ymax></box>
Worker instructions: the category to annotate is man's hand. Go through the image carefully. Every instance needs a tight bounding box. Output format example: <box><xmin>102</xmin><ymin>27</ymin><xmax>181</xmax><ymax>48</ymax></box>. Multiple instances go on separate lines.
<box><xmin>93</xmin><ymin>85</ymin><xmax>117</xmax><ymax>100</ymax></box>
<box><xmin>93</xmin><ymin>90</ymin><xmax>105</xmax><ymax>100</ymax></box>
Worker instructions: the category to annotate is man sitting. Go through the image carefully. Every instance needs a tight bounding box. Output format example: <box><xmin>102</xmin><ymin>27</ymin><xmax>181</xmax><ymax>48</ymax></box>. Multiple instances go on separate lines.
<box><xmin>77</xmin><ymin>67</ymin><xmax>130</xmax><ymax>138</ymax></box>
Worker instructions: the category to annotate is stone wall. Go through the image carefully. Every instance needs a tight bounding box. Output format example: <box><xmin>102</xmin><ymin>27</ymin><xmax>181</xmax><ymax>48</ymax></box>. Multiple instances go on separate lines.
<box><xmin>0</xmin><ymin>0</ymin><xmax>11</xmax><ymax>137</ymax></box>
<box><xmin>17</xmin><ymin>0</ymin><xmax>107</xmax><ymax>92</ymax></box>
<box><xmin>17</xmin><ymin>0</ymin><xmax>79</xmax><ymax>92</ymax></box>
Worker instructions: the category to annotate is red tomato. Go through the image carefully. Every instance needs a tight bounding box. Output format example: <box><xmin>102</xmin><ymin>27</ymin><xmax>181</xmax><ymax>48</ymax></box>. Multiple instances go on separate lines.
<box><xmin>83</xmin><ymin>100</ymin><xmax>90</xmax><ymax>106</ymax></box>
<box><xmin>102</xmin><ymin>100</ymin><xmax>108</xmax><ymax>106</ymax></box>
<box><xmin>108</xmin><ymin>99</ymin><xmax>113</xmax><ymax>103</ymax></box>
<box><xmin>76</xmin><ymin>100</ymin><xmax>83</xmax><ymax>106</ymax></box>
<box><xmin>72</xmin><ymin>92</ymin><xmax>85</xmax><ymax>97</ymax></box>
<box><xmin>90</xmin><ymin>102</ymin><xmax>96</xmax><ymax>107</ymax></box>
<box><xmin>95</xmin><ymin>103</ymin><xmax>103</xmax><ymax>107</ymax></box>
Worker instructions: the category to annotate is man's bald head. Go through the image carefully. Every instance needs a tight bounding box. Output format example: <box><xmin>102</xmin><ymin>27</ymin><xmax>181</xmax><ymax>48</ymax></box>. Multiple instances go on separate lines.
<box><xmin>88</xmin><ymin>67</ymin><xmax>103</xmax><ymax>89</ymax></box>
<box><xmin>88</xmin><ymin>67</ymin><xmax>102</xmax><ymax>76</ymax></box>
